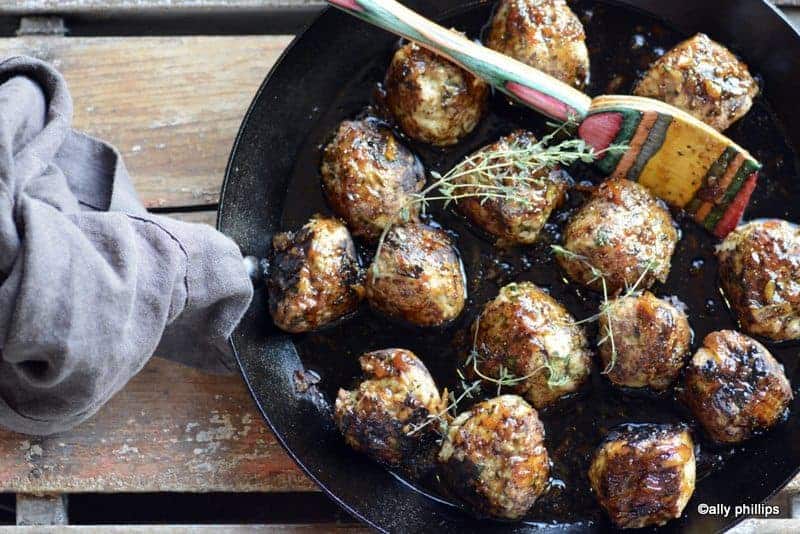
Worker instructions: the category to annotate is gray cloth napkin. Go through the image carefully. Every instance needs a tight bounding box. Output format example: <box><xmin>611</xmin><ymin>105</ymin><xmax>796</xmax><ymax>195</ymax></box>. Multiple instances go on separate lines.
<box><xmin>0</xmin><ymin>56</ymin><xmax>254</xmax><ymax>435</ymax></box>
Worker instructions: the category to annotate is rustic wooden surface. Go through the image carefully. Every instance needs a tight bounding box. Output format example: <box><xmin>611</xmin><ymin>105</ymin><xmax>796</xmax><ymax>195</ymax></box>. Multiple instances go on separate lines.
<box><xmin>0</xmin><ymin>0</ymin><xmax>798</xmax><ymax>529</ymax></box>
<box><xmin>0</xmin><ymin>0</ymin><xmax>794</xmax><ymax>13</ymax></box>
<box><xmin>0</xmin><ymin>35</ymin><xmax>291</xmax><ymax>209</ymax></box>
<box><xmin>0</xmin><ymin>1</ymin><xmax>324</xmax><ymax>14</ymax></box>
<box><xmin>0</xmin><ymin>358</ymin><xmax>313</xmax><ymax>493</ymax></box>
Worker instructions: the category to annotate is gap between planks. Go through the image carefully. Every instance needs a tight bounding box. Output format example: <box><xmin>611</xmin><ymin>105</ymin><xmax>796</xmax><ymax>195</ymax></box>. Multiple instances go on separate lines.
<box><xmin>0</xmin><ymin>35</ymin><xmax>292</xmax><ymax>210</ymax></box>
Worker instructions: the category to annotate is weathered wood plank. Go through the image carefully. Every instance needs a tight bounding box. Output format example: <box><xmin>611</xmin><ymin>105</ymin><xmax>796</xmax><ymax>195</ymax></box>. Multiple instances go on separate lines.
<box><xmin>16</xmin><ymin>494</ymin><xmax>68</xmax><ymax>526</ymax></box>
<box><xmin>0</xmin><ymin>1</ymin><xmax>324</xmax><ymax>15</ymax></box>
<box><xmin>0</xmin><ymin>358</ymin><xmax>313</xmax><ymax>493</ymax></box>
<box><xmin>0</xmin><ymin>36</ymin><xmax>292</xmax><ymax>208</ymax></box>
<box><xmin>0</xmin><ymin>0</ymin><xmax>789</xmax><ymax>13</ymax></box>
<box><xmin>163</xmin><ymin>210</ymin><xmax>218</xmax><ymax>226</ymax></box>
<box><xmin>0</xmin><ymin>0</ymin><xmax>793</xmax><ymax>14</ymax></box>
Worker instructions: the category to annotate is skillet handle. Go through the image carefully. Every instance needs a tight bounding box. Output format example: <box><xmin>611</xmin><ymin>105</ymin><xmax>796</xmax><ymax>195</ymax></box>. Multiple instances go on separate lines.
<box><xmin>327</xmin><ymin>0</ymin><xmax>592</xmax><ymax>122</ymax></box>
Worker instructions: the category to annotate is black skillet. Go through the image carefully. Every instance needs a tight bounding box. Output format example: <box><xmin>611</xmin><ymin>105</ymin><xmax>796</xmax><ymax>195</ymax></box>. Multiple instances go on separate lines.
<box><xmin>219</xmin><ymin>1</ymin><xmax>800</xmax><ymax>531</ymax></box>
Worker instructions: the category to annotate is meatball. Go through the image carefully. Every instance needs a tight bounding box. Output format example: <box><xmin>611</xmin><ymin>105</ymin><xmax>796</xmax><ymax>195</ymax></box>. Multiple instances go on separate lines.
<box><xmin>472</xmin><ymin>282</ymin><xmax>591</xmax><ymax>408</ymax></box>
<box><xmin>320</xmin><ymin>118</ymin><xmax>425</xmax><ymax>241</ymax></box>
<box><xmin>366</xmin><ymin>222</ymin><xmax>466</xmax><ymax>327</ymax></box>
<box><xmin>717</xmin><ymin>219</ymin><xmax>800</xmax><ymax>341</ymax></box>
<box><xmin>385</xmin><ymin>41</ymin><xmax>489</xmax><ymax>146</ymax></box>
<box><xmin>634</xmin><ymin>33</ymin><xmax>758</xmax><ymax>132</ymax></box>
<box><xmin>682</xmin><ymin>330</ymin><xmax>792</xmax><ymax>444</ymax></box>
<box><xmin>588</xmin><ymin>424</ymin><xmax>696</xmax><ymax>529</ymax></box>
<box><xmin>438</xmin><ymin>395</ymin><xmax>550</xmax><ymax>519</ymax></box>
<box><xmin>485</xmin><ymin>0</ymin><xmax>590</xmax><ymax>90</ymax></box>
<box><xmin>268</xmin><ymin>216</ymin><xmax>364</xmax><ymax>333</ymax></box>
<box><xmin>335</xmin><ymin>349</ymin><xmax>445</xmax><ymax>477</ymax></box>
<box><xmin>451</xmin><ymin>131</ymin><xmax>568</xmax><ymax>244</ymax></box>
<box><xmin>557</xmin><ymin>178</ymin><xmax>678</xmax><ymax>295</ymax></box>
<box><xmin>598</xmin><ymin>292</ymin><xmax>691</xmax><ymax>390</ymax></box>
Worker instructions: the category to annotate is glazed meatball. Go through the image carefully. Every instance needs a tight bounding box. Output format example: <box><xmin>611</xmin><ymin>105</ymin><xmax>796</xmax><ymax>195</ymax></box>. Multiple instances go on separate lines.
<box><xmin>634</xmin><ymin>33</ymin><xmax>758</xmax><ymax>132</ymax></box>
<box><xmin>682</xmin><ymin>330</ymin><xmax>792</xmax><ymax>444</ymax></box>
<box><xmin>366</xmin><ymin>222</ymin><xmax>466</xmax><ymax>327</ymax></box>
<box><xmin>598</xmin><ymin>292</ymin><xmax>691</xmax><ymax>390</ymax></box>
<box><xmin>269</xmin><ymin>216</ymin><xmax>364</xmax><ymax>333</ymax></box>
<box><xmin>451</xmin><ymin>131</ymin><xmax>568</xmax><ymax>244</ymax></box>
<box><xmin>472</xmin><ymin>282</ymin><xmax>591</xmax><ymax>408</ymax></box>
<box><xmin>588</xmin><ymin>424</ymin><xmax>696</xmax><ymax>529</ymax></box>
<box><xmin>320</xmin><ymin>118</ymin><xmax>425</xmax><ymax>241</ymax></box>
<box><xmin>557</xmin><ymin>178</ymin><xmax>678</xmax><ymax>295</ymax></box>
<box><xmin>438</xmin><ymin>395</ymin><xmax>550</xmax><ymax>519</ymax></box>
<box><xmin>385</xmin><ymin>41</ymin><xmax>489</xmax><ymax>146</ymax></box>
<box><xmin>717</xmin><ymin>219</ymin><xmax>800</xmax><ymax>341</ymax></box>
<box><xmin>485</xmin><ymin>0</ymin><xmax>590</xmax><ymax>90</ymax></box>
<box><xmin>335</xmin><ymin>349</ymin><xmax>445</xmax><ymax>477</ymax></box>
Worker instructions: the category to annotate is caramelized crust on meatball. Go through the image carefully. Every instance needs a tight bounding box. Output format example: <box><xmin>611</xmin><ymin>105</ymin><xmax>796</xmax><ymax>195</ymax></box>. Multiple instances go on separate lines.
<box><xmin>385</xmin><ymin>41</ymin><xmax>489</xmax><ymax>146</ymax></box>
<box><xmin>682</xmin><ymin>330</ymin><xmax>792</xmax><ymax>444</ymax></box>
<box><xmin>588</xmin><ymin>424</ymin><xmax>696</xmax><ymax>529</ymax></box>
<box><xmin>717</xmin><ymin>219</ymin><xmax>800</xmax><ymax>341</ymax></box>
<box><xmin>366</xmin><ymin>222</ymin><xmax>466</xmax><ymax>327</ymax></box>
<box><xmin>598</xmin><ymin>292</ymin><xmax>691</xmax><ymax>390</ymax></box>
<box><xmin>557</xmin><ymin>178</ymin><xmax>678</xmax><ymax>295</ymax></box>
<box><xmin>335</xmin><ymin>349</ymin><xmax>445</xmax><ymax>477</ymax></box>
<box><xmin>438</xmin><ymin>395</ymin><xmax>550</xmax><ymax>519</ymax></box>
<box><xmin>321</xmin><ymin>118</ymin><xmax>425</xmax><ymax>242</ymax></box>
<box><xmin>472</xmin><ymin>282</ymin><xmax>591</xmax><ymax>408</ymax></box>
<box><xmin>634</xmin><ymin>33</ymin><xmax>758</xmax><ymax>132</ymax></box>
<box><xmin>452</xmin><ymin>131</ymin><xmax>568</xmax><ymax>244</ymax></box>
<box><xmin>485</xmin><ymin>0</ymin><xmax>590</xmax><ymax>90</ymax></box>
<box><xmin>269</xmin><ymin>216</ymin><xmax>364</xmax><ymax>333</ymax></box>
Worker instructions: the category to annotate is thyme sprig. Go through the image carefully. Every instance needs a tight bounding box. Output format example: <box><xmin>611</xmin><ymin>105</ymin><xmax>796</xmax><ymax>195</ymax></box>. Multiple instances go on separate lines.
<box><xmin>465</xmin><ymin>311</ymin><xmax>572</xmax><ymax>396</ymax></box>
<box><xmin>371</xmin><ymin>121</ymin><xmax>628</xmax><ymax>276</ymax></box>
<box><xmin>550</xmin><ymin>244</ymin><xmax>659</xmax><ymax>374</ymax></box>
<box><xmin>406</xmin><ymin>375</ymin><xmax>482</xmax><ymax>437</ymax></box>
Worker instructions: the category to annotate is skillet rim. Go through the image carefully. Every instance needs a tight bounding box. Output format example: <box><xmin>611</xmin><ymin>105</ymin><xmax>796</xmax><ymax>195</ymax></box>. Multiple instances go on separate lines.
<box><xmin>219</xmin><ymin>1</ymin><xmax>800</xmax><ymax>531</ymax></box>
<box><xmin>218</xmin><ymin>6</ymin><xmax>386</xmax><ymax>530</ymax></box>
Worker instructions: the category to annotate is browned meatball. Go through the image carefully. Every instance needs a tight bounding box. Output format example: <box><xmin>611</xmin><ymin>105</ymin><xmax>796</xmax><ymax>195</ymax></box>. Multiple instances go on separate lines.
<box><xmin>438</xmin><ymin>395</ymin><xmax>550</xmax><ymax>519</ymax></box>
<box><xmin>385</xmin><ymin>41</ymin><xmax>489</xmax><ymax>146</ymax></box>
<box><xmin>366</xmin><ymin>222</ymin><xmax>466</xmax><ymax>327</ymax></box>
<box><xmin>335</xmin><ymin>349</ymin><xmax>445</xmax><ymax>477</ymax></box>
<box><xmin>557</xmin><ymin>178</ymin><xmax>678</xmax><ymax>295</ymax></box>
<box><xmin>320</xmin><ymin>118</ymin><xmax>425</xmax><ymax>242</ymax></box>
<box><xmin>269</xmin><ymin>216</ymin><xmax>364</xmax><ymax>333</ymax></box>
<box><xmin>634</xmin><ymin>33</ymin><xmax>759</xmax><ymax>132</ymax></box>
<box><xmin>588</xmin><ymin>424</ymin><xmax>696</xmax><ymax>529</ymax></box>
<box><xmin>717</xmin><ymin>219</ymin><xmax>800</xmax><ymax>341</ymax></box>
<box><xmin>682</xmin><ymin>330</ymin><xmax>792</xmax><ymax>444</ymax></box>
<box><xmin>472</xmin><ymin>282</ymin><xmax>591</xmax><ymax>408</ymax></box>
<box><xmin>598</xmin><ymin>292</ymin><xmax>692</xmax><ymax>390</ymax></box>
<box><xmin>485</xmin><ymin>0</ymin><xmax>590</xmax><ymax>90</ymax></box>
<box><xmin>451</xmin><ymin>131</ymin><xmax>568</xmax><ymax>245</ymax></box>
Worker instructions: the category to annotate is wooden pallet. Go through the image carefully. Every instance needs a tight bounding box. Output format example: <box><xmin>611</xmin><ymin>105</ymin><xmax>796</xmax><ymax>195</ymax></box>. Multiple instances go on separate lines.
<box><xmin>0</xmin><ymin>1</ymin><xmax>798</xmax><ymax>531</ymax></box>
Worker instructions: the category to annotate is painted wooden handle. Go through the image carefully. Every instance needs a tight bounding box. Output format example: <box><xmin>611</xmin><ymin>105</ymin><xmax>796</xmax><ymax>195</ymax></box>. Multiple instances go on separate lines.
<box><xmin>328</xmin><ymin>0</ymin><xmax>592</xmax><ymax>122</ymax></box>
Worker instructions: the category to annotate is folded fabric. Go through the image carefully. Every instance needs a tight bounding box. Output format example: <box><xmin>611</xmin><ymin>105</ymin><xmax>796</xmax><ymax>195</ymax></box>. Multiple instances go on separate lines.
<box><xmin>0</xmin><ymin>56</ymin><xmax>253</xmax><ymax>435</ymax></box>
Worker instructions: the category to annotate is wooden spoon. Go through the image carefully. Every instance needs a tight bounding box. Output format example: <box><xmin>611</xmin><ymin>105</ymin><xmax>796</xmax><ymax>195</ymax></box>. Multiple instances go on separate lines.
<box><xmin>328</xmin><ymin>0</ymin><xmax>760</xmax><ymax>238</ymax></box>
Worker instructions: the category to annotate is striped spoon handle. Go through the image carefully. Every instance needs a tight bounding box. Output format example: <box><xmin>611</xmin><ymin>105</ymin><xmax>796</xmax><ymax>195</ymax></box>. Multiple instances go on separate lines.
<box><xmin>328</xmin><ymin>0</ymin><xmax>592</xmax><ymax>122</ymax></box>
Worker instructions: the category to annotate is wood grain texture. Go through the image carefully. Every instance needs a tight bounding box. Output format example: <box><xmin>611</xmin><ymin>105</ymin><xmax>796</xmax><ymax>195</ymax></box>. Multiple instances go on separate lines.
<box><xmin>0</xmin><ymin>0</ymin><xmax>793</xmax><ymax>13</ymax></box>
<box><xmin>0</xmin><ymin>0</ymin><xmax>324</xmax><ymax>14</ymax></box>
<box><xmin>164</xmin><ymin>210</ymin><xmax>218</xmax><ymax>226</ymax></box>
<box><xmin>0</xmin><ymin>358</ymin><xmax>313</xmax><ymax>493</ymax></box>
<box><xmin>0</xmin><ymin>36</ymin><xmax>292</xmax><ymax>208</ymax></box>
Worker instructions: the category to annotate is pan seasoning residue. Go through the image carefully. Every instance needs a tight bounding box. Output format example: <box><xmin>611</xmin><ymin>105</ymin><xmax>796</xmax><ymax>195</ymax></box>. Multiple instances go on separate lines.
<box><xmin>276</xmin><ymin>0</ymin><xmax>800</xmax><ymax>527</ymax></box>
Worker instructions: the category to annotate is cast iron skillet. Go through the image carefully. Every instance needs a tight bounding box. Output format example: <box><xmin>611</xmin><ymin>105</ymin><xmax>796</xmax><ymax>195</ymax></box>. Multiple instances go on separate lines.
<box><xmin>219</xmin><ymin>1</ymin><xmax>800</xmax><ymax>531</ymax></box>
